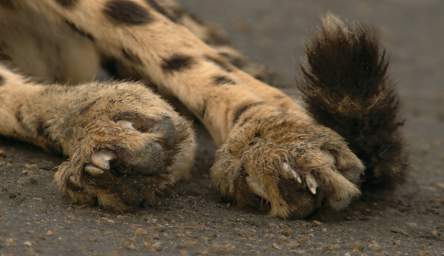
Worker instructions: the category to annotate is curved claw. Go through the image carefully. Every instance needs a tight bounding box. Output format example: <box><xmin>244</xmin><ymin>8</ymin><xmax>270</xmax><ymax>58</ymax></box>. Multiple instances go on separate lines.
<box><xmin>85</xmin><ymin>165</ymin><xmax>105</xmax><ymax>176</ymax></box>
<box><xmin>305</xmin><ymin>173</ymin><xmax>318</xmax><ymax>195</ymax></box>
<box><xmin>282</xmin><ymin>163</ymin><xmax>302</xmax><ymax>184</ymax></box>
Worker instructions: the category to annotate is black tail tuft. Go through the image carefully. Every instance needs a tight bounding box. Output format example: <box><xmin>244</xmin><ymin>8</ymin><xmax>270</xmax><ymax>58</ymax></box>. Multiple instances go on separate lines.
<box><xmin>299</xmin><ymin>14</ymin><xmax>407</xmax><ymax>190</ymax></box>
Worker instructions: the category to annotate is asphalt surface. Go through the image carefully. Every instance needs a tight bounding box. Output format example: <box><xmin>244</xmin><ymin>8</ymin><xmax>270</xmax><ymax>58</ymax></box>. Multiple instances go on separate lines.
<box><xmin>0</xmin><ymin>1</ymin><xmax>443</xmax><ymax>255</ymax></box>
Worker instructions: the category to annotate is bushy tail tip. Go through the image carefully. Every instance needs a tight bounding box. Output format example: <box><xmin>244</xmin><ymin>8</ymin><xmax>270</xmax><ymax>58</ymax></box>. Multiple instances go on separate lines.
<box><xmin>298</xmin><ymin>14</ymin><xmax>407</xmax><ymax>190</ymax></box>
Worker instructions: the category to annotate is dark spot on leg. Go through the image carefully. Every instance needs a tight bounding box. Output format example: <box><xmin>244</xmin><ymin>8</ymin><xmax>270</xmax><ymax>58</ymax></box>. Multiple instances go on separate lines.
<box><xmin>104</xmin><ymin>0</ymin><xmax>153</xmax><ymax>25</ymax></box>
<box><xmin>100</xmin><ymin>55</ymin><xmax>147</xmax><ymax>82</ymax></box>
<box><xmin>35</xmin><ymin>119</ymin><xmax>48</xmax><ymax>138</ymax></box>
<box><xmin>65</xmin><ymin>20</ymin><xmax>95</xmax><ymax>41</ymax></box>
<box><xmin>213</xmin><ymin>75</ymin><xmax>236</xmax><ymax>86</ymax></box>
<box><xmin>218</xmin><ymin>52</ymin><xmax>246</xmax><ymax>68</ymax></box>
<box><xmin>0</xmin><ymin>75</ymin><xmax>4</xmax><ymax>86</ymax></box>
<box><xmin>35</xmin><ymin>119</ymin><xmax>63</xmax><ymax>154</ymax></box>
<box><xmin>15</xmin><ymin>105</ymin><xmax>32</xmax><ymax>133</ymax></box>
<box><xmin>15</xmin><ymin>107</ymin><xmax>24</xmax><ymax>125</ymax></box>
<box><xmin>145</xmin><ymin>0</ymin><xmax>168</xmax><ymax>17</ymax></box>
<box><xmin>122</xmin><ymin>48</ymin><xmax>143</xmax><ymax>65</ymax></box>
<box><xmin>145</xmin><ymin>0</ymin><xmax>184</xmax><ymax>22</ymax></box>
<box><xmin>55</xmin><ymin>0</ymin><xmax>78</xmax><ymax>8</ymax></box>
<box><xmin>101</xmin><ymin>55</ymin><xmax>121</xmax><ymax>78</ymax></box>
<box><xmin>162</xmin><ymin>54</ymin><xmax>195</xmax><ymax>73</ymax></box>
<box><xmin>233</xmin><ymin>102</ymin><xmax>264</xmax><ymax>125</ymax></box>
<box><xmin>204</xmin><ymin>55</ymin><xmax>233</xmax><ymax>72</ymax></box>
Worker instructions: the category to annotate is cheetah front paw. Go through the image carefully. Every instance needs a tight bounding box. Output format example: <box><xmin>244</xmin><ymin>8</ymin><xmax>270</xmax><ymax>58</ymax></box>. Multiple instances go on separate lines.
<box><xmin>54</xmin><ymin>110</ymin><xmax>195</xmax><ymax>211</ymax></box>
<box><xmin>211</xmin><ymin>113</ymin><xmax>364</xmax><ymax>218</ymax></box>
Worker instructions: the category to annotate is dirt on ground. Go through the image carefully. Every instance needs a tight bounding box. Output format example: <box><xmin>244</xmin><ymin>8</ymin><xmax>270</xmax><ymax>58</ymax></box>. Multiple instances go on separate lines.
<box><xmin>0</xmin><ymin>0</ymin><xmax>443</xmax><ymax>255</ymax></box>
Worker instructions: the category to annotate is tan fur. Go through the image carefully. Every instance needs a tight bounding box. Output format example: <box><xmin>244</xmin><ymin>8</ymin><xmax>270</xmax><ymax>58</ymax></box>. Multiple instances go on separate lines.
<box><xmin>0</xmin><ymin>0</ymin><xmax>365</xmax><ymax>218</ymax></box>
<box><xmin>0</xmin><ymin>64</ymin><xmax>196</xmax><ymax>210</ymax></box>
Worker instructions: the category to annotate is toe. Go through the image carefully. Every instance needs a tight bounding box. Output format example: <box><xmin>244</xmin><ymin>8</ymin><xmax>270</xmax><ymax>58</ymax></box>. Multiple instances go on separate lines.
<box><xmin>305</xmin><ymin>173</ymin><xmax>318</xmax><ymax>195</ymax></box>
<box><xmin>91</xmin><ymin>150</ymin><xmax>116</xmax><ymax>170</ymax></box>
<box><xmin>327</xmin><ymin>143</ymin><xmax>365</xmax><ymax>184</ymax></box>
<box><xmin>316</xmin><ymin>166</ymin><xmax>361</xmax><ymax>210</ymax></box>
<box><xmin>85</xmin><ymin>165</ymin><xmax>105</xmax><ymax>176</ymax></box>
<box><xmin>330</xmin><ymin>146</ymin><xmax>365</xmax><ymax>184</ymax></box>
<box><xmin>282</xmin><ymin>162</ymin><xmax>302</xmax><ymax>183</ymax></box>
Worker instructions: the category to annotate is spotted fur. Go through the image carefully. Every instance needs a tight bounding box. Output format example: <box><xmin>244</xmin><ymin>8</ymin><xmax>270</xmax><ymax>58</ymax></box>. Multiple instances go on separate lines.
<box><xmin>0</xmin><ymin>1</ymin><xmax>404</xmax><ymax>219</ymax></box>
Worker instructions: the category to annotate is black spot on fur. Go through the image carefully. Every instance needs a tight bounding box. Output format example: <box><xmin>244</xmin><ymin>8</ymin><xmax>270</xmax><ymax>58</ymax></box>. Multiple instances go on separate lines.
<box><xmin>101</xmin><ymin>56</ymin><xmax>120</xmax><ymax>77</ymax></box>
<box><xmin>218</xmin><ymin>52</ymin><xmax>245</xmax><ymax>69</ymax></box>
<box><xmin>233</xmin><ymin>102</ymin><xmax>264</xmax><ymax>125</ymax></box>
<box><xmin>55</xmin><ymin>0</ymin><xmax>78</xmax><ymax>8</ymax></box>
<box><xmin>15</xmin><ymin>107</ymin><xmax>24</xmax><ymax>125</ymax></box>
<box><xmin>0</xmin><ymin>75</ymin><xmax>4</xmax><ymax>86</ymax></box>
<box><xmin>213</xmin><ymin>75</ymin><xmax>236</xmax><ymax>86</ymax></box>
<box><xmin>299</xmin><ymin>16</ymin><xmax>407</xmax><ymax>190</ymax></box>
<box><xmin>145</xmin><ymin>0</ymin><xmax>184</xmax><ymax>22</ymax></box>
<box><xmin>205</xmin><ymin>55</ymin><xmax>233</xmax><ymax>72</ymax></box>
<box><xmin>65</xmin><ymin>20</ymin><xmax>95</xmax><ymax>41</ymax></box>
<box><xmin>162</xmin><ymin>54</ymin><xmax>195</xmax><ymax>73</ymax></box>
<box><xmin>35</xmin><ymin>119</ymin><xmax>63</xmax><ymax>153</ymax></box>
<box><xmin>35</xmin><ymin>120</ymin><xmax>48</xmax><ymax>138</ymax></box>
<box><xmin>100</xmin><ymin>55</ymin><xmax>141</xmax><ymax>81</ymax></box>
<box><xmin>122</xmin><ymin>48</ymin><xmax>143</xmax><ymax>65</ymax></box>
<box><xmin>104</xmin><ymin>0</ymin><xmax>153</xmax><ymax>25</ymax></box>
<box><xmin>145</xmin><ymin>0</ymin><xmax>169</xmax><ymax>18</ymax></box>
<box><xmin>15</xmin><ymin>105</ymin><xmax>31</xmax><ymax>133</ymax></box>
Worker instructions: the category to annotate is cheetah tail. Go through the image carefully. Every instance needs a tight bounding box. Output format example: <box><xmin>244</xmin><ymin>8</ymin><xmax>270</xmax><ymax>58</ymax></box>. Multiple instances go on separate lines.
<box><xmin>298</xmin><ymin>14</ymin><xmax>407</xmax><ymax>190</ymax></box>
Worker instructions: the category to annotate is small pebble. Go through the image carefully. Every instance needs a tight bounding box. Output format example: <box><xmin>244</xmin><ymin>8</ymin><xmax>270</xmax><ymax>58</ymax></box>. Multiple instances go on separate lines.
<box><xmin>272</xmin><ymin>243</ymin><xmax>282</xmax><ymax>250</ymax></box>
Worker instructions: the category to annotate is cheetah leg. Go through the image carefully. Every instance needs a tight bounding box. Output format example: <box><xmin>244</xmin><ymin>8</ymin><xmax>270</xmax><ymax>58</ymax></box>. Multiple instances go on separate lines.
<box><xmin>29</xmin><ymin>0</ymin><xmax>364</xmax><ymax>218</ymax></box>
<box><xmin>142</xmin><ymin>0</ymin><xmax>277</xmax><ymax>83</ymax></box>
<box><xmin>0</xmin><ymin>65</ymin><xmax>195</xmax><ymax>210</ymax></box>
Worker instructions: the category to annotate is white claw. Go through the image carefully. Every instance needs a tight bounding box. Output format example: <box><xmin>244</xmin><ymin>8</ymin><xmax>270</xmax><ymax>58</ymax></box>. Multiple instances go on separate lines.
<box><xmin>85</xmin><ymin>165</ymin><xmax>105</xmax><ymax>176</ymax></box>
<box><xmin>283</xmin><ymin>163</ymin><xmax>302</xmax><ymax>184</ymax></box>
<box><xmin>117</xmin><ymin>120</ymin><xmax>135</xmax><ymax>130</ymax></box>
<box><xmin>91</xmin><ymin>150</ymin><xmax>116</xmax><ymax>170</ymax></box>
<box><xmin>291</xmin><ymin>169</ymin><xmax>302</xmax><ymax>184</ymax></box>
<box><xmin>306</xmin><ymin>174</ymin><xmax>318</xmax><ymax>195</ymax></box>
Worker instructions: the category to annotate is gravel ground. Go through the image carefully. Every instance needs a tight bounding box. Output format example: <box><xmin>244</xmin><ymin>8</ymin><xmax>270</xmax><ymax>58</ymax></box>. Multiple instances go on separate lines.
<box><xmin>0</xmin><ymin>1</ymin><xmax>443</xmax><ymax>255</ymax></box>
